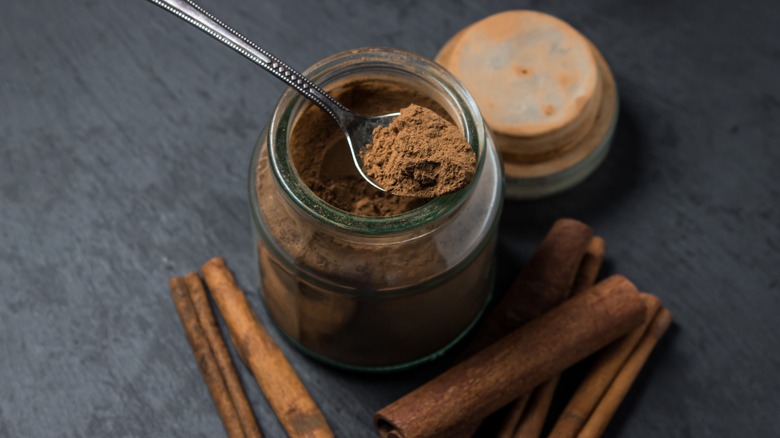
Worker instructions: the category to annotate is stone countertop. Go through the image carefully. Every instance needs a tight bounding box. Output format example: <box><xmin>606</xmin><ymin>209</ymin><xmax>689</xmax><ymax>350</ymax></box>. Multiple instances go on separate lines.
<box><xmin>2</xmin><ymin>0</ymin><xmax>778</xmax><ymax>436</ymax></box>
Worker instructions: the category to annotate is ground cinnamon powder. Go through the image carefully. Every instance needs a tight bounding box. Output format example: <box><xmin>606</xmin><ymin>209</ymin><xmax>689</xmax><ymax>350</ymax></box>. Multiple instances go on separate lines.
<box><xmin>291</xmin><ymin>82</ymin><xmax>457</xmax><ymax>216</ymax></box>
<box><xmin>364</xmin><ymin>104</ymin><xmax>476</xmax><ymax>198</ymax></box>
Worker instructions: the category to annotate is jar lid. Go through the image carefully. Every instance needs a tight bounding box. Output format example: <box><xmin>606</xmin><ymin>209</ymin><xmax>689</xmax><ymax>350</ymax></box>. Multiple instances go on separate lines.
<box><xmin>436</xmin><ymin>10</ymin><xmax>618</xmax><ymax>198</ymax></box>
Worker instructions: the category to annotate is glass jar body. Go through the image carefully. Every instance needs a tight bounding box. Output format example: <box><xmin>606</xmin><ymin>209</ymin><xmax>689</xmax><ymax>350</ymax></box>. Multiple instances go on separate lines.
<box><xmin>249</xmin><ymin>48</ymin><xmax>504</xmax><ymax>371</ymax></box>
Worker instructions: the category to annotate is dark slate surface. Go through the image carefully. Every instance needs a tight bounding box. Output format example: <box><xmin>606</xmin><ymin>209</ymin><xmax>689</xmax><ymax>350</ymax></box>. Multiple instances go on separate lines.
<box><xmin>2</xmin><ymin>0</ymin><xmax>779</xmax><ymax>436</ymax></box>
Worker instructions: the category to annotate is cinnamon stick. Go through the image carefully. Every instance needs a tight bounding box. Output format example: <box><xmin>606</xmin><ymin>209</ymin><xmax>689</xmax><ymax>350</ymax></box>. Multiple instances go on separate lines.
<box><xmin>183</xmin><ymin>273</ymin><xmax>262</xmax><ymax>438</ymax></box>
<box><xmin>510</xmin><ymin>374</ymin><xmax>559</xmax><ymax>438</ymax></box>
<box><xmin>201</xmin><ymin>258</ymin><xmax>334</xmax><ymax>438</ymax></box>
<box><xmin>497</xmin><ymin>235</ymin><xmax>606</xmax><ymax>438</ymax></box>
<box><xmin>373</xmin><ymin>275</ymin><xmax>646</xmax><ymax>438</ymax></box>
<box><xmin>550</xmin><ymin>293</ymin><xmax>661</xmax><ymax>438</ymax></box>
<box><xmin>168</xmin><ymin>276</ymin><xmax>245</xmax><ymax>438</ymax></box>
<box><xmin>571</xmin><ymin>236</ymin><xmax>606</xmax><ymax>295</ymax></box>
<box><xmin>496</xmin><ymin>396</ymin><xmax>531</xmax><ymax>438</ymax></box>
<box><xmin>461</xmin><ymin>218</ymin><xmax>593</xmax><ymax>358</ymax></box>
<box><xmin>578</xmin><ymin>307</ymin><xmax>673</xmax><ymax>438</ymax></box>
<box><xmin>548</xmin><ymin>293</ymin><xmax>663</xmax><ymax>438</ymax></box>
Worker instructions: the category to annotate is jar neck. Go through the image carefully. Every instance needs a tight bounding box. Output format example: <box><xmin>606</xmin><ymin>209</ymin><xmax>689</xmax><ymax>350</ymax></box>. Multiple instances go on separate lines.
<box><xmin>267</xmin><ymin>48</ymin><xmax>487</xmax><ymax>236</ymax></box>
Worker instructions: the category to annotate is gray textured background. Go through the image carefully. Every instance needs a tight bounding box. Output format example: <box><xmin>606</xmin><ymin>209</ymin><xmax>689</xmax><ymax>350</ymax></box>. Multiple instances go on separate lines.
<box><xmin>2</xmin><ymin>0</ymin><xmax>779</xmax><ymax>436</ymax></box>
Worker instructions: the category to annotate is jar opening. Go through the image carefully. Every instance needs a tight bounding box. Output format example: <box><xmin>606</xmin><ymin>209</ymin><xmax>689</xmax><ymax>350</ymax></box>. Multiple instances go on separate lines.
<box><xmin>267</xmin><ymin>48</ymin><xmax>487</xmax><ymax>236</ymax></box>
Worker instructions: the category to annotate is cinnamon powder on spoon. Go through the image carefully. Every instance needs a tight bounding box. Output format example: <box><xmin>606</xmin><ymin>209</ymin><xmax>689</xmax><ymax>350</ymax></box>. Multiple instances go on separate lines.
<box><xmin>363</xmin><ymin>104</ymin><xmax>476</xmax><ymax>198</ymax></box>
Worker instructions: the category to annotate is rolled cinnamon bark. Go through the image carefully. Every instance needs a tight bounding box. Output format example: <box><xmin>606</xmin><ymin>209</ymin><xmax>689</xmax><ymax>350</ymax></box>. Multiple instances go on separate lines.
<box><xmin>374</xmin><ymin>275</ymin><xmax>646</xmax><ymax>438</ymax></box>
<box><xmin>548</xmin><ymin>293</ymin><xmax>662</xmax><ymax>438</ymax></box>
<box><xmin>168</xmin><ymin>277</ymin><xmax>246</xmax><ymax>438</ymax></box>
<box><xmin>183</xmin><ymin>273</ymin><xmax>262</xmax><ymax>438</ymax></box>
<box><xmin>571</xmin><ymin>236</ymin><xmax>606</xmax><ymax>295</ymax></box>
<box><xmin>510</xmin><ymin>374</ymin><xmax>559</xmax><ymax>438</ymax></box>
<box><xmin>201</xmin><ymin>258</ymin><xmax>334</xmax><ymax>438</ymax></box>
<box><xmin>578</xmin><ymin>307</ymin><xmax>673</xmax><ymax>438</ymax></box>
<box><xmin>496</xmin><ymin>396</ymin><xmax>531</xmax><ymax>438</ymax></box>
<box><xmin>461</xmin><ymin>218</ymin><xmax>593</xmax><ymax>358</ymax></box>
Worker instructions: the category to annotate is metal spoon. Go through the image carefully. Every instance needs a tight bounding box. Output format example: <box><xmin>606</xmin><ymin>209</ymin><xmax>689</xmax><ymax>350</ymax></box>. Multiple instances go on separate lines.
<box><xmin>147</xmin><ymin>0</ymin><xmax>394</xmax><ymax>191</ymax></box>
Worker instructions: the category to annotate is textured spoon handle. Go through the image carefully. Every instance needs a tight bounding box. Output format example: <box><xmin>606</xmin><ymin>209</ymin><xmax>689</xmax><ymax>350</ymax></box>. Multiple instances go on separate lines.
<box><xmin>147</xmin><ymin>0</ymin><xmax>348</xmax><ymax>122</ymax></box>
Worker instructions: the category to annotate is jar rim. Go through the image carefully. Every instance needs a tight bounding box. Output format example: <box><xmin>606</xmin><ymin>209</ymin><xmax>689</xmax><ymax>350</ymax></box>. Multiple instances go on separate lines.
<box><xmin>260</xmin><ymin>47</ymin><xmax>487</xmax><ymax>236</ymax></box>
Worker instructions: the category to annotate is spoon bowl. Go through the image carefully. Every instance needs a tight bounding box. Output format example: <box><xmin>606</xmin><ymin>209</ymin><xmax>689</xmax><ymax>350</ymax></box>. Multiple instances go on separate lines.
<box><xmin>148</xmin><ymin>0</ymin><xmax>395</xmax><ymax>191</ymax></box>
<box><xmin>339</xmin><ymin>112</ymin><xmax>399</xmax><ymax>191</ymax></box>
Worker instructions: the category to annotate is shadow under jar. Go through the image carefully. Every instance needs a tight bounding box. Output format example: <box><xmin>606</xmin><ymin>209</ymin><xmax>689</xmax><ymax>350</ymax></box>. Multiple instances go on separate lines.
<box><xmin>249</xmin><ymin>48</ymin><xmax>504</xmax><ymax>371</ymax></box>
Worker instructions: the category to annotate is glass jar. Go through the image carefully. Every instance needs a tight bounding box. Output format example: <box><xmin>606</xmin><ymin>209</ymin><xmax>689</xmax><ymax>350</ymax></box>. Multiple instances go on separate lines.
<box><xmin>248</xmin><ymin>47</ymin><xmax>504</xmax><ymax>371</ymax></box>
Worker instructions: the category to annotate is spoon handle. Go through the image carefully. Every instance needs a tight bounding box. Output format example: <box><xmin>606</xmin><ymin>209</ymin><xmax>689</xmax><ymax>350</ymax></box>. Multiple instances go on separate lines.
<box><xmin>147</xmin><ymin>0</ymin><xmax>348</xmax><ymax>122</ymax></box>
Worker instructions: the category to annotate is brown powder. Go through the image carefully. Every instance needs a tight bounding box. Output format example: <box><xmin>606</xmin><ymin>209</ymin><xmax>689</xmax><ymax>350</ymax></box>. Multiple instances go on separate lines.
<box><xmin>364</xmin><ymin>104</ymin><xmax>476</xmax><ymax>198</ymax></box>
<box><xmin>291</xmin><ymin>83</ymin><xmax>453</xmax><ymax>216</ymax></box>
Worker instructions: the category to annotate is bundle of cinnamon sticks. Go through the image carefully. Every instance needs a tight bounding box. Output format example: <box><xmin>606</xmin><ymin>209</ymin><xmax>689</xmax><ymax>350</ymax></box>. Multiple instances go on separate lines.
<box><xmin>169</xmin><ymin>219</ymin><xmax>670</xmax><ymax>438</ymax></box>
<box><xmin>375</xmin><ymin>218</ymin><xmax>672</xmax><ymax>438</ymax></box>
<box><xmin>168</xmin><ymin>258</ymin><xmax>333</xmax><ymax>438</ymax></box>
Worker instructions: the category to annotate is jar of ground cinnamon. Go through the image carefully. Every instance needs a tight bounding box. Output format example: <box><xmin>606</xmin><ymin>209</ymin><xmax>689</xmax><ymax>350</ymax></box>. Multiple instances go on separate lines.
<box><xmin>249</xmin><ymin>48</ymin><xmax>503</xmax><ymax>371</ymax></box>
